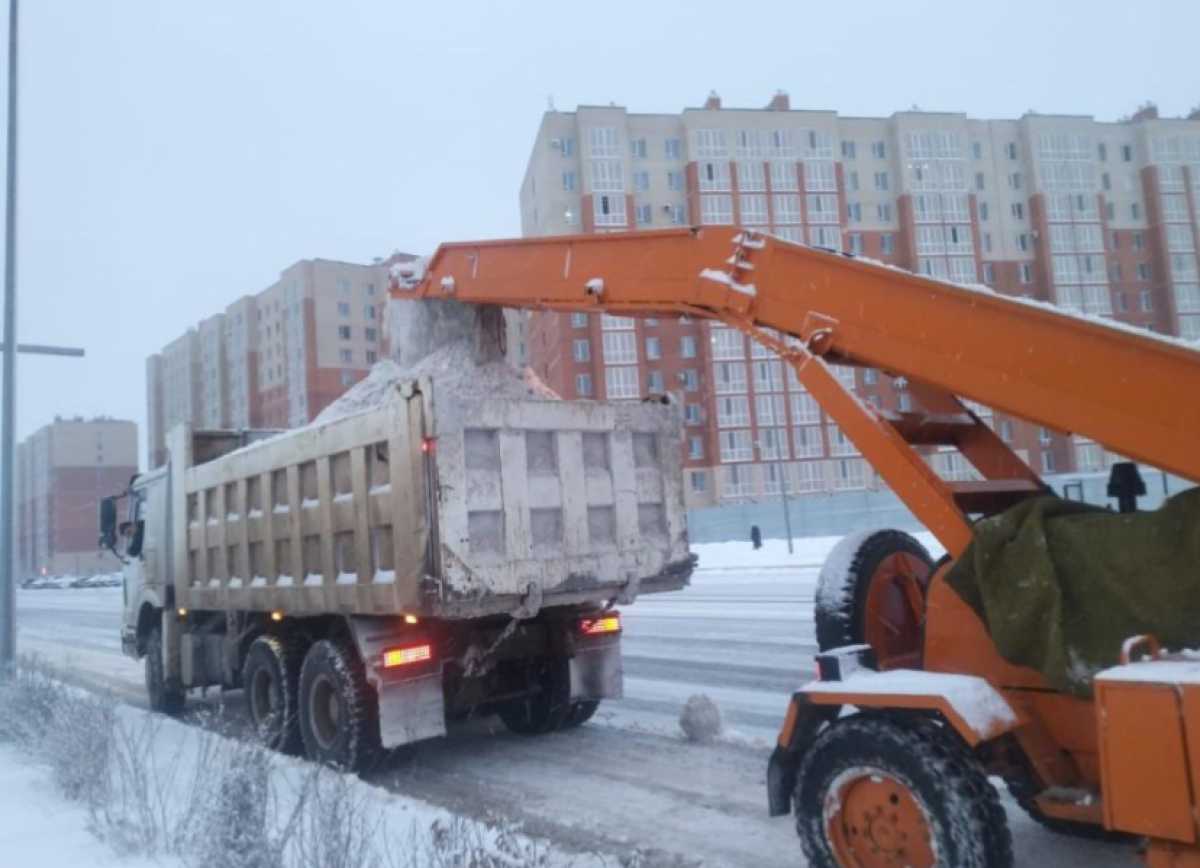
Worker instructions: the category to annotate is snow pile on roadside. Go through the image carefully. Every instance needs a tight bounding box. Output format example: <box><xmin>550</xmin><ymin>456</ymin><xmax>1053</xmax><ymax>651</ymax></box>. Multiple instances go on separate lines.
<box><xmin>679</xmin><ymin>694</ymin><xmax>722</xmax><ymax>743</ymax></box>
<box><xmin>0</xmin><ymin>662</ymin><xmax>605</xmax><ymax>868</ymax></box>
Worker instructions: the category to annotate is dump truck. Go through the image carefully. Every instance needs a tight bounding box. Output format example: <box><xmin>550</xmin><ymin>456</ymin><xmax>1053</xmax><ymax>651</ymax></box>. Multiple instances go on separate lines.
<box><xmin>385</xmin><ymin>226</ymin><xmax>1200</xmax><ymax>867</ymax></box>
<box><xmin>107</xmin><ymin>322</ymin><xmax>692</xmax><ymax>770</ymax></box>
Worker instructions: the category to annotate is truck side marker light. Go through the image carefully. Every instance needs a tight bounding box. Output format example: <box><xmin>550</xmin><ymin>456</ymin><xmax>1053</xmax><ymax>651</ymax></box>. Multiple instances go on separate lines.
<box><xmin>580</xmin><ymin>615</ymin><xmax>621</xmax><ymax>636</ymax></box>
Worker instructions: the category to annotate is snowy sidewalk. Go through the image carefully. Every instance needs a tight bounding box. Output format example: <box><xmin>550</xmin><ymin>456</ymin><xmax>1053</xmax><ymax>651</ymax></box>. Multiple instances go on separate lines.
<box><xmin>0</xmin><ymin>745</ymin><xmax>171</xmax><ymax>867</ymax></box>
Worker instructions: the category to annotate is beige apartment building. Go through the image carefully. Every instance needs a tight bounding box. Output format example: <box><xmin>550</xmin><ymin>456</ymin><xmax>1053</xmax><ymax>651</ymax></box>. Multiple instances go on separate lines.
<box><xmin>519</xmin><ymin>94</ymin><xmax>1200</xmax><ymax>506</ymax></box>
<box><xmin>146</xmin><ymin>255</ymin><xmax>414</xmax><ymax>467</ymax></box>
<box><xmin>14</xmin><ymin>417</ymin><xmax>138</xmax><ymax>578</ymax></box>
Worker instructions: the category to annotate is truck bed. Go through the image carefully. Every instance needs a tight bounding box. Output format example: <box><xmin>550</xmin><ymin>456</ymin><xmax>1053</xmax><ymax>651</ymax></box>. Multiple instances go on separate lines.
<box><xmin>172</xmin><ymin>375</ymin><xmax>692</xmax><ymax>619</ymax></box>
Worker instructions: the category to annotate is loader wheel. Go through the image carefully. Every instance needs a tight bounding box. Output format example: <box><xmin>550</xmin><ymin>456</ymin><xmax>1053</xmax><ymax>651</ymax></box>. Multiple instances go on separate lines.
<box><xmin>243</xmin><ymin>634</ymin><xmax>305</xmax><ymax>755</ymax></box>
<box><xmin>298</xmin><ymin>638</ymin><xmax>381</xmax><ymax>772</ymax></box>
<box><xmin>497</xmin><ymin>657</ymin><xmax>572</xmax><ymax>735</ymax></box>
<box><xmin>145</xmin><ymin>624</ymin><xmax>185</xmax><ymax>714</ymax></box>
<box><xmin>796</xmin><ymin>715</ymin><xmax>1013</xmax><ymax>868</ymax></box>
<box><xmin>1006</xmin><ymin>774</ymin><xmax>1131</xmax><ymax>842</ymax></box>
<box><xmin>815</xmin><ymin>530</ymin><xmax>933</xmax><ymax>669</ymax></box>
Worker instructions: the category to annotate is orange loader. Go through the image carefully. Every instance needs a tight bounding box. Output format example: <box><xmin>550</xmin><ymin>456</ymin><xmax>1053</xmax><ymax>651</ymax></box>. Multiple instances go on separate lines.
<box><xmin>392</xmin><ymin>225</ymin><xmax>1200</xmax><ymax>868</ymax></box>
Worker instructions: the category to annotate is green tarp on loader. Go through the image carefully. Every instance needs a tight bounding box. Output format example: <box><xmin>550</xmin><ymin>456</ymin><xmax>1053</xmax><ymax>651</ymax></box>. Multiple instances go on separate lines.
<box><xmin>945</xmin><ymin>486</ymin><xmax>1200</xmax><ymax>696</ymax></box>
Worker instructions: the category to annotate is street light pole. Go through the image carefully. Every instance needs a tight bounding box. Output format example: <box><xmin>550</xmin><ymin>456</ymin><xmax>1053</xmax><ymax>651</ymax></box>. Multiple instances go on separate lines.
<box><xmin>0</xmin><ymin>0</ymin><xmax>18</xmax><ymax>675</ymax></box>
<box><xmin>758</xmin><ymin>438</ymin><xmax>794</xmax><ymax>555</ymax></box>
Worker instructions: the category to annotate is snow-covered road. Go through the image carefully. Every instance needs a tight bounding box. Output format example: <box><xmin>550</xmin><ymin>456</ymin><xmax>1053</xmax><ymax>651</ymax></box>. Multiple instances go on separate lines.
<box><xmin>15</xmin><ymin>538</ymin><xmax>1138</xmax><ymax>867</ymax></box>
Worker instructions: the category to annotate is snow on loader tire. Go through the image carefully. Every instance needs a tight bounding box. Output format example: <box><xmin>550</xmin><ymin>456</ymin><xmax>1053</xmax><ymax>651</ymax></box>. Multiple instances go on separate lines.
<box><xmin>145</xmin><ymin>624</ymin><xmax>185</xmax><ymax>714</ymax></box>
<box><xmin>243</xmin><ymin>634</ymin><xmax>305</xmax><ymax>755</ymax></box>
<box><xmin>795</xmin><ymin>714</ymin><xmax>1013</xmax><ymax>868</ymax></box>
<box><xmin>298</xmin><ymin>638</ymin><xmax>382</xmax><ymax>772</ymax></box>
<box><xmin>815</xmin><ymin>529</ymin><xmax>933</xmax><ymax>669</ymax></box>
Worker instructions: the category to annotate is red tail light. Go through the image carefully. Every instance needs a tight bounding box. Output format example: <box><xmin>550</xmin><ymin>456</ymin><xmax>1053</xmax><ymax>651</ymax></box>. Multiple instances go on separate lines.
<box><xmin>382</xmin><ymin>643</ymin><xmax>433</xmax><ymax>668</ymax></box>
<box><xmin>580</xmin><ymin>613</ymin><xmax>621</xmax><ymax>636</ymax></box>
<box><xmin>421</xmin><ymin>437</ymin><xmax>436</xmax><ymax>454</ymax></box>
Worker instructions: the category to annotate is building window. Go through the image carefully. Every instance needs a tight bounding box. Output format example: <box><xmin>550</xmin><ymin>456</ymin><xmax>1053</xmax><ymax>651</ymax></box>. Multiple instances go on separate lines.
<box><xmin>1011</xmin><ymin>202</ymin><xmax>1025</xmax><ymax>220</ymax></box>
<box><xmin>1121</xmin><ymin>144</ymin><xmax>1132</xmax><ymax>162</ymax></box>
<box><xmin>700</xmin><ymin>195</ymin><xmax>733</xmax><ymax>225</ymax></box>
<box><xmin>561</xmin><ymin>137</ymin><xmax>575</xmax><ymax>157</ymax></box>
<box><xmin>340</xmin><ymin>370</ymin><xmax>356</xmax><ymax>386</ymax></box>
<box><xmin>665</xmin><ymin>138</ymin><xmax>682</xmax><ymax>159</ymax></box>
<box><xmin>841</xmin><ymin>140</ymin><xmax>857</xmax><ymax>159</ymax></box>
<box><xmin>1136</xmin><ymin>263</ymin><xmax>1152</xmax><ymax>281</ymax></box>
<box><xmin>562</xmin><ymin>171</ymin><xmax>576</xmax><ymax>192</ymax></box>
<box><xmin>880</xmin><ymin>234</ymin><xmax>895</xmax><ymax>255</ymax></box>
<box><xmin>1020</xmin><ymin>263</ymin><xmax>1033</xmax><ymax>284</ymax></box>
<box><xmin>633</xmin><ymin>170</ymin><xmax>650</xmax><ymax>192</ymax></box>
<box><xmin>772</xmin><ymin>194</ymin><xmax>801</xmax><ymax>224</ymax></box>
<box><xmin>589</xmin><ymin>126</ymin><xmax>619</xmax><ymax>157</ymax></box>
<box><xmin>337</xmin><ymin>302</ymin><xmax>350</xmax><ymax>316</ymax></box>
<box><xmin>575</xmin><ymin>373</ymin><xmax>592</xmax><ymax>396</ymax></box>
<box><xmin>365</xmin><ymin>327</ymin><xmax>377</xmax><ymax>341</ymax></box>
<box><xmin>699</xmin><ymin>160</ymin><xmax>731</xmax><ymax>192</ymax></box>
<box><xmin>366</xmin><ymin>350</ymin><xmax>377</xmax><ymax>364</ymax></box>
<box><xmin>647</xmin><ymin>370</ymin><xmax>664</xmax><ymax>392</ymax></box>
<box><xmin>680</xmin><ymin>335</ymin><xmax>697</xmax><ymax>358</ymax></box>
<box><xmin>874</xmin><ymin>171</ymin><xmax>889</xmax><ymax>191</ymax></box>
<box><xmin>846</xmin><ymin>170</ymin><xmax>860</xmax><ymax>191</ymax></box>
<box><xmin>877</xmin><ymin>202</ymin><xmax>893</xmax><ymax>221</ymax></box>
<box><xmin>1139</xmin><ymin>289</ymin><xmax>1154</xmax><ymax>311</ymax></box>
<box><xmin>594</xmin><ymin>193</ymin><xmax>627</xmax><ymax>227</ymax></box>
<box><xmin>1006</xmin><ymin>142</ymin><xmax>1018</xmax><ymax>160</ymax></box>
<box><xmin>604</xmin><ymin>366</ymin><xmax>639</xmax><ymax>399</ymax></box>
<box><xmin>630</xmin><ymin>138</ymin><xmax>647</xmax><ymax>159</ymax></box>
<box><xmin>365</xmin><ymin>306</ymin><xmax>377</xmax><ymax>320</ymax></box>
<box><xmin>718</xmin><ymin>429</ymin><xmax>754</xmax><ymax>463</ymax></box>
<box><xmin>685</xmin><ymin>403</ymin><xmax>703</xmax><ymax>425</ymax></box>
<box><xmin>572</xmin><ymin>339</ymin><xmax>590</xmax><ymax>362</ymax></box>
<box><xmin>682</xmin><ymin>368</ymin><xmax>699</xmax><ymax>391</ymax></box>
<box><xmin>667</xmin><ymin>170</ymin><xmax>684</xmax><ymax>191</ymax></box>
<box><xmin>642</xmin><ymin>336</ymin><xmax>662</xmax><ymax>360</ymax></box>
<box><xmin>846</xmin><ymin>202</ymin><xmax>862</xmax><ymax>223</ymax></box>
<box><xmin>601</xmin><ymin>331</ymin><xmax>637</xmax><ymax>364</ymax></box>
<box><xmin>1133</xmin><ymin>232</ymin><xmax>1145</xmax><ymax>251</ymax></box>
<box><xmin>339</xmin><ymin>348</ymin><xmax>353</xmax><ymax>364</ymax></box>
<box><xmin>571</xmin><ymin>312</ymin><xmax>588</xmax><ymax>328</ymax></box>
<box><xmin>670</xmin><ymin>204</ymin><xmax>686</xmax><ymax>225</ymax></box>
<box><xmin>972</xmin><ymin>141</ymin><xmax>983</xmax><ymax>159</ymax></box>
<box><xmin>337</xmin><ymin>325</ymin><xmax>351</xmax><ymax>340</ymax></box>
<box><xmin>871</xmin><ymin>141</ymin><xmax>886</xmax><ymax>159</ymax></box>
<box><xmin>636</xmin><ymin>203</ymin><xmax>652</xmax><ymax>225</ymax></box>
<box><xmin>689</xmin><ymin>438</ymin><xmax>704</xmax><ymax>461</ymax></box>
<box><xmin>1009</xmin><ymin>172</ymin><xmax>1022</xmax><ymax>190</ymax></box>
<box><xmin>982</xmin><ymin>263</ymin><xmax>995</xmax><ymax>285</ymax></box>
<box><xmin>848</xmin><ymin>233</ymin><xmax>863</xmax><ymax>254</ymax></box>
<box><xmin>740</xmin><ymin>194</ymin><xmax>768</xmax><ymax>225</ymax></box>
<box><xmin>770</xmin><ymin>161</ymin><xmax>799</xmax><ymax>191</ymax></box>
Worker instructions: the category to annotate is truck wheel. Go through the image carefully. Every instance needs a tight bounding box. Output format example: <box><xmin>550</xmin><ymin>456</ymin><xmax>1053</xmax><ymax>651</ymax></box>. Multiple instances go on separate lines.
<box><xmin>243</xmin><ymin>634</ymin><xmax>304</xmax><ymax>755</ymax></box>
<box><xmin>815</xmin><ymin>530</ymin><xmax>933</xmax><ymax>669</ymax></box>
<box><xmin>1006</xmin><ymin>774</ymin><xmax>1130</xmax><ymax>842</ymax></box>
<box><xmin>145</xmin><ymin>624</ymin><xmax>185</xmax><ymax>714</ymax></box>
<box><xmin>497</xmin><ymin>657</ymin><xmax>571</xmax><ymax>735</ymax></box>
<box><xmin>561</xmin><ymin>700</ymin><xmax>600</xmax><ymax>729</ymax></box>
<box><xmin>298</xmin><ymin>638</ymin><xmax>381</xmax><ymax>771</ymax></box>
<box><xmin>796</xmin><ymin>715</ymin><xmax>1012</xmax><ymax>868</ymax></box>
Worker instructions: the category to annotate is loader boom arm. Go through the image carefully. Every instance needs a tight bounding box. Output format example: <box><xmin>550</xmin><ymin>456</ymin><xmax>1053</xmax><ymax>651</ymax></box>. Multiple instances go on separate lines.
<box><xmin>392</xmin><ymin>226</ymin><xmax>1200</xmax><ymax>556</ymax></box>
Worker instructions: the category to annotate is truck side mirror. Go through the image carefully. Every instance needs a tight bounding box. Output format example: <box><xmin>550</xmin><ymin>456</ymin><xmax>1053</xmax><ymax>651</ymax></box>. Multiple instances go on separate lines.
<box><xmin>99</xmin><ymin>497</ymin><xmax>118</xmax><ymax>549</ymax></box>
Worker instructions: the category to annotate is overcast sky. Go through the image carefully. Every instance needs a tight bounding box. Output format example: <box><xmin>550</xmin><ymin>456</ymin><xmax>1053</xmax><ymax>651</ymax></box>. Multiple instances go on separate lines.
<box><xmin>2</xmin><ymin>0</ymin><xmax>1198</xmax><ymax>459</ymax></box>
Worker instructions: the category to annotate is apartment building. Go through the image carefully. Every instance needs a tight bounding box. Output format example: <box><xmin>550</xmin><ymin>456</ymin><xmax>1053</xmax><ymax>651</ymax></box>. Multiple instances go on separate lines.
<box><xmin>519</xmin><ymin>95</ymin><xmax>1200</xmax><ymax>505</ymax></box>
<box><xmin>146</xmin><ymin>255</ymin><xmax>414</xmax><ymax>467</ymax></box>
<box><xmin>14</xmin><ymin>417</ymin><xmax>138</xmax><ymax>578</ymax></box>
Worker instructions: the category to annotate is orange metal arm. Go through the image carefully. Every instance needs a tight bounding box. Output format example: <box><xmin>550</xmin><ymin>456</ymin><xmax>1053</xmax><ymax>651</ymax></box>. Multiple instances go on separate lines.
<box><xmin>392</xmin><ymin>226</ymin><xmax>1200</xmax><ymax>555</ymax></box>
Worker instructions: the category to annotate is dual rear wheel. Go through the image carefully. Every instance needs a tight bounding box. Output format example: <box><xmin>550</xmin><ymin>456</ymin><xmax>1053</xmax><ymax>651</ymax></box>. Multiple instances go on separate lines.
<box><xmin>242</xmin><ymin>635</ymin><xmax>380</xmax><ymax>771</ymax></box>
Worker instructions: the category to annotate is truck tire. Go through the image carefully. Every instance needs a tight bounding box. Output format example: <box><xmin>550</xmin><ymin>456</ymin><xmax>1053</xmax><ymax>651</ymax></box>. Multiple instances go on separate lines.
<box><xmin>815</xmin><ymin>530</ymin><xmax>933</xmax><ymax>669</ymax></box>
<box><xmin>497</xmin><ymin>657</ymin><xmax>572</xmax><ymax>735</ymax></box>
<box><xmin>795</xmin><ymin>714</ymin><xmax>1013</xmax><ymax>868</ymax></box>
<box><xmin>1005</xmin><ymin>773</ymin><xmax>1130</xmax><ymax>842</ymax></box>
<box><xmin>561</xmin><ymin>700</ymin><xmax>600</xmax><ymax>729</ymax></box>
<box><xmin>243</xmin><ymin>634</ymin><xmax>304</xmax><ymax>755</ymax></box>
<box><xmin>298</xmin><ymin>638</ymin><xmax>381</xmax><ymax>772</ymax></box>
<box><xmin>145</xmin><ymin>624</ymin><xmax>185</xmax><ymax>714</ymax></box>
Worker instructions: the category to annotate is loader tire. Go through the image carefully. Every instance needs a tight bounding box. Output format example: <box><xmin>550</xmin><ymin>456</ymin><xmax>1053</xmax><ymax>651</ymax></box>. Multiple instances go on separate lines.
<box><xmin>1006</xmin><ymin>775</ymin><xmax>1131</xmax><ymax>842</ymax></box>
<box><xmin>497</xmin><ymin>657</ymin><xmax>572</xmax><ymax>735</ymax></box>
<box><xmin>145</xmin><ymin>624</ymin><xmax>185</xmax><ymax>714</ymax></box>
<box><xmin>298</xmin><ymin>638</ymin><xmax>381</xmax><ymax>772</ymax></box>
<box><xmin>243</xmin><ymin>634</ymin><xmax>305</xmax><ymax>755</ymax></box>
<box><xmin>815</xmin><ymin>530</ymin><xmax>933</xmax><ymax>669</ymax></box>
<box><xmin>796</xmin><ymin>714</ymin><xmax>1013</xmax><ymax>868</ymax></box>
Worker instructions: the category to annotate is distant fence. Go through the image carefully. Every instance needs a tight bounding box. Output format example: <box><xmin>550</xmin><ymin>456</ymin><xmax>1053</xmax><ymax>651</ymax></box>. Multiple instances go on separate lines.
<box><xmin>686</xmin><ymin>467</ymin><xmax>1193</xmax><ymax>545</ymax></box>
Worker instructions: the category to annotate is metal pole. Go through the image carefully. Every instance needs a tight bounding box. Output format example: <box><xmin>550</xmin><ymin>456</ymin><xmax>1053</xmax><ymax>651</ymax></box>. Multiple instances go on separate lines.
<box><xmin>776</xmin><ymin>453</ymin><xmax>794</xmax><ymax>554</ymax></box>
<box><xmin>0</xmin><ymin>0</ymin><xmax>18</xmax><ymax>673</ymax></box>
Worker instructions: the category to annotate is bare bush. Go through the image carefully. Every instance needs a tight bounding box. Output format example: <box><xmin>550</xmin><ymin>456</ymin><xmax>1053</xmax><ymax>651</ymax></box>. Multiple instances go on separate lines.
<box><xmin>384</xmin><ymin>815</ymin><xmax>553</xmax><ymax>868</ymax></box>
